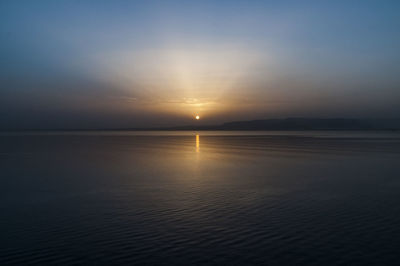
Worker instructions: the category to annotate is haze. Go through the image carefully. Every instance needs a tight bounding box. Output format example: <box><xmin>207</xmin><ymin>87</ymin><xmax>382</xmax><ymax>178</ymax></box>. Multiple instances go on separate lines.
<box><xmin>1</xmin><ymin>0</ymin><xmax>399</xmax><ymax>129</ymax></box>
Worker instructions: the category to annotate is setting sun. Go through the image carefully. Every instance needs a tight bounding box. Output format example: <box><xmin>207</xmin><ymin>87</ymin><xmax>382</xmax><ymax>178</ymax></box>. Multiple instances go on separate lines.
<box><xmin>195</xmin><ymin>115</ymin><xmax>200</xmax><ymax>120</ymax></box>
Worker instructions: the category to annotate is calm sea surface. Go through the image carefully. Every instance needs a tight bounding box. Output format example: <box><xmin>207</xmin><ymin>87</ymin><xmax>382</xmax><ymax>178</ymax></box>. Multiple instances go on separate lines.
<box><xmin>1</xmin><ymin>131</ymin><xmax>400</xmax><ymax>265</ymax></box>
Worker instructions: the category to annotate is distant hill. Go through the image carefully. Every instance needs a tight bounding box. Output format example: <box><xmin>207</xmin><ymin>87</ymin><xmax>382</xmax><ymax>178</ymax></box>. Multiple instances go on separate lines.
<box><xmin>221</xmin><ymin>118</ymin><xmax>368</xmax><ymax>130</ymax></box>
<box><xmin>160</xmin><ymin>118</ymin><xmax>400</xmax><ymax>131</ymax></box>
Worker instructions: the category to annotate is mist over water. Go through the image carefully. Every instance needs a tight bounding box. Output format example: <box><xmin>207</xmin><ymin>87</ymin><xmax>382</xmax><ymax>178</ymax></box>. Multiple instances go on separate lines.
<box><xmin>1</xmin><ymin>131</ymin><xmax>400</xmax><ymax>265</ymax></box>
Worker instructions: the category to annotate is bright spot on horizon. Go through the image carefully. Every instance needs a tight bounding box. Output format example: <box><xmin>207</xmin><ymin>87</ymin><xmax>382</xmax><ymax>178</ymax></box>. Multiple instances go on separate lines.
<box><xmin>195</xmin><ymin>115</ymin><xmax>200</xmax><ymax>120</ymax></box>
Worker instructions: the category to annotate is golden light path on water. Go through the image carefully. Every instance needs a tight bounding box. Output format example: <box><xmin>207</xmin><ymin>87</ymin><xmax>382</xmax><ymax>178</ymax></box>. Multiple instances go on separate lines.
<box><xmin>196</xmin><ymin>134</ymin><xmax>200</xmax><ymax>152</ymax></box>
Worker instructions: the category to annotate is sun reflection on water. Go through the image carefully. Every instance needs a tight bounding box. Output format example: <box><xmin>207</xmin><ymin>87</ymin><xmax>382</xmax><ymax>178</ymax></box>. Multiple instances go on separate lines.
<box><xmin>196</xmin><ymin>134</ymin><xmax>200</xmax><ymax>152</ymax></box>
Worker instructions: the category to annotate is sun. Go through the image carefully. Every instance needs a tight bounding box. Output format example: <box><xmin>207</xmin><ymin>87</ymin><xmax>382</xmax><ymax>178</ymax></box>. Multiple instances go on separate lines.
<box><xmin>195</xmin><ymin>115</ymin><xmax>200</xmax><ymax>120</ymax></box>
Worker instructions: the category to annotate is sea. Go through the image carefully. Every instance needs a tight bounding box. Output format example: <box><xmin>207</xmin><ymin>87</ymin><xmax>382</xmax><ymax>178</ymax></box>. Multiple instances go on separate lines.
<box><xmin>1</xmin><ymin>131</ymin><xmax>400</xmax><ymax>265</ymax></box>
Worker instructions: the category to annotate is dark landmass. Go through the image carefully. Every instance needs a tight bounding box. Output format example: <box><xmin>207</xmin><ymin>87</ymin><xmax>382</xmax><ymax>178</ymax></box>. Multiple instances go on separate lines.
<box><xmin>2</xmin><ymin>118</ymin><xmax>400</xmax><ymax>131</ymax></box>
<box><xmin>219</xmin><ymin>118</ymin><xmax>400</xmax><ymax>131</ymax></box>
<box><xmin>156</xmin><ymin>118</ymin><xmax>400</xmax><ymax>131</ymax></box>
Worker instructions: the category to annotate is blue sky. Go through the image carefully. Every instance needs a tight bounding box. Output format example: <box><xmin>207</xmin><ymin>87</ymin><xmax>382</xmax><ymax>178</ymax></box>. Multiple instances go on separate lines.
<box><xmin>1</xmin><ymin>0</ymin><xmax>399</xmax><ymax>129</ymax></box>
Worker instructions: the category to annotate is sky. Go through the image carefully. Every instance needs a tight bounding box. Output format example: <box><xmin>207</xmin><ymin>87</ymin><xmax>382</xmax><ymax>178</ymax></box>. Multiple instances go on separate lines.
<box><xmin>1</xmin><ymin>0</ymin><xmax>400</xmax><ymax>129</ymax></box>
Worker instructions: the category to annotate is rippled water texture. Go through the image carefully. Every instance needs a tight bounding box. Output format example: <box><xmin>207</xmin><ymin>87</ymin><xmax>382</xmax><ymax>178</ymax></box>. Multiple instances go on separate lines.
<box><xmin>1</xmin><ymin>131</ymin><xmax>400</xmax><ymax>265</ymax></box>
